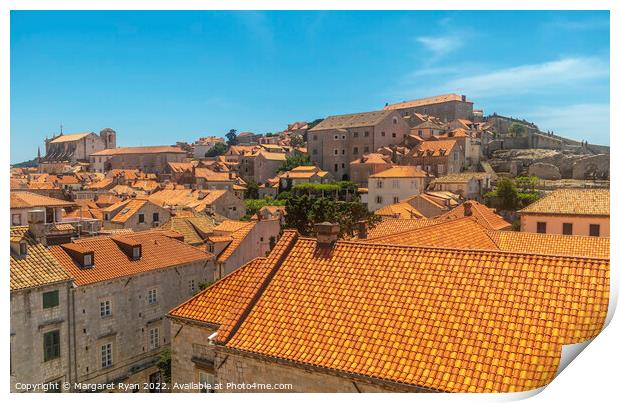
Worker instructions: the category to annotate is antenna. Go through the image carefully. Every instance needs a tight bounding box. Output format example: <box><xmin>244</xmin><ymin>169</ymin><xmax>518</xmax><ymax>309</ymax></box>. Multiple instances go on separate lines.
<box><xmin>60</xmin><ymin>123</ymin><xmax>64</xmax><ymax>135</ymax></box>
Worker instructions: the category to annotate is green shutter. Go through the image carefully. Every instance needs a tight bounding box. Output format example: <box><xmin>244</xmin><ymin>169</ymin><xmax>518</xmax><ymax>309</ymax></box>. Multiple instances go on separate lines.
<box><xmin>42</xmin><ymin>290</ymin><xmax>59</xmax><ymax>309</ymax></box>
<box><xmin>43</xmin><ymin>330</ymin><xmax>60</xmax><ymax>361</ymax></box>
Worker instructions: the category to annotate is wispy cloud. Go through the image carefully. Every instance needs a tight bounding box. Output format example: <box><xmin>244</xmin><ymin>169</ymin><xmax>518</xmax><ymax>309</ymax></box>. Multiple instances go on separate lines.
<box><xmin>517</xmin><ymin>103</ymin><xmax>609</xmax><ymax>145</ymax></box>
<box><xmin>546</xmin><ymin>16</ymin><xmax>609</xmax><ymax>31</ymax></box>
<box><xmin>430</xmin><ymin>57</ymin><xmax>609</xmax><ymax>98</ymax></box>
<box><xmin>416</xmin><ymin>35</ymin><xmax>463</xmax><ymax>57</ymax></box>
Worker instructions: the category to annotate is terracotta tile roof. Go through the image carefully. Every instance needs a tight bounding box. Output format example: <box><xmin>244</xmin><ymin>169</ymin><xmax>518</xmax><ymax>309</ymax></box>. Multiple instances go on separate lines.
<box><xmin>49</xmin><ymin>132</ymin><xmax>91</xmax><ymax>143</ymax></box>
<box><xmin>384</xmin><ymin>93</ymin><xmax>470</xmax><ymax>110</ymax></box>
<box><xmin>519</xmin><ymin>189</ymin><xmax>609</xmax><ymax>216</ymax></box>
<box><xmin>257</xmin><ymin>150</ymin><xmax>287</xmax><ymax>161</ymax></box>
<box><xmin>148</xmin><ymin>189</ymin><xmax>228</xmax><ymax>212</ymax></box>
<box><xmin>486</xmin><ymin>230</ymin><xmax>609</xmax><ymax>259</ymax></box>
<box><xmin>431</xmin><ymin>172</ymin><xmax>492</xmax><ymax>184</ymax></box>
<box><xmin>92</xmin><ymin>146</ymin><xmax>186</xmax><ymax>156</ymax></box>
<box><xmin>411</xmin><ymin>139</ymin><xmax>458</xmax><ymax>157</ymax></box>
<box><xmin>194</xmin><ymin>168</ymin><xmax>232</xmax><ymax>181</ymax></box>
<box><xmin>10</xmin><ymin>191</ymin><xmax>76</xmax><ymax>209</ymax></box>
<box><xmin>375</xmin><ymin>202</ymin><xmax>425</xmax><ymax>219</ymax></box>
<box><xmin>213</xmin><ymin>220</ymin><xmax>257</xmax><ymax>263</ymax></box>
<box><xmin>159</xmin><ymin>215</ymin><xmax>217</xmax><ymax>245</ymax></box>
<box><xmin>106</xmin><ymin>169</ymin><xmax>145</xmax><ymax>180</ymax></box>
<box><xmin>215</xmin><ymin>232</ymin><xmax>609</xmax><ymax>393</ymax></box>
<box><xmin>50</xmin><ymin>231</ymin><xmax>212</xmax><ymax>286</ymax></box>
<box><xmin>309</xmin><ymin>110</ymin><xmax>394</xmax><ymax>131</ymax></box>
<box><xmin>88</xmin><ymin>178</ymin><xmax>114</xmax><ymax>190</ymax></box>
<box><xmin>167</xmin><ymin>162</ymin><xmax>195</xmax><ymax>173</ymax></box>
<box><xmin>103</xmin><ymin>199</ymin><xmax>149</xmax><ymax>223</ymax></box>
<box><xmin>363</xmin><ymin>218</ymin><xmax>443</xmax><ymax>239</ymax></box>
<box><xmin>95</xmin><ymin>194</ymin><xmax>122</xmax><ymax>206</ymax></box>
<box><xmin>132</xmin><ymin>179</ymin><xmax>160</xmax><ymax>192</ymax></box>
<box><xmin>169</xmin><ymin>257</ymin><xmax>268</xmax><ymax>325</ymax></box>
<box><xmin>10</xmin><ymin>227</ymin><xmax>73</xmax><ymax>291</ymax></box>
<box><xmin>369</xmin><ymin>165</ymin><xmax>429</xmax><ymax>178</ymax></box>
<box><xmin>26</xmin><ymin>182</ymin><xmax>58</xmax><ymax>190</ymax></box>
<box><xmin>110</xmin><ymin>184</ymin><xmax>146</xmax><ymax>197</ymax></box>
<box><xmin>438</xmin><ymin>201</ymin><xmax>511</xmax><ymax>231</ymax></box>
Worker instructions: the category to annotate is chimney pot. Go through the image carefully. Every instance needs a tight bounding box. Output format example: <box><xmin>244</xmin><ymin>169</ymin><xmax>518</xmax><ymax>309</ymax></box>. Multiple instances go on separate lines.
<box><xmin>315</xmin><ymin>222</ymin><xmax>340</xmax><ymax>246</ymax></box>
<box><xmin>463</xmin><ymin>201</ymin><xmax>473</xmax><ymax>217</ymax></box>
<box><xmin>357</xmin><ymin>220</ymin><xmax>368</xmax><ymax>239</ymax></box>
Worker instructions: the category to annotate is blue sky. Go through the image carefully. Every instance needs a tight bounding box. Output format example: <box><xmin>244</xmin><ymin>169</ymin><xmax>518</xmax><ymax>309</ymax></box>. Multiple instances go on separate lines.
<box><xmin>10</xmin><ymin>10</ymin><xmax>609</xmax><ymax>163</ymax></box>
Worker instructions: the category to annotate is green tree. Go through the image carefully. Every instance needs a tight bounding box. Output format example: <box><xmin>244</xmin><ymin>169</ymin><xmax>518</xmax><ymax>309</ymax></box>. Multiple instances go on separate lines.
<box><xmin>495</xmin><ymin>177</ymin><xmax>519</xmax><ymax>210</ymax></box>
<box><xmin>204</xmin><ymin>142</ymin><xmax>227</xmax><ymax>157</ymax></box>
<box><xmin>157</xmin><ymin>349</ymin><xmax>172</xmax><ymax>383</ymax></box>
<box><xmin>307</xmin><ymin>118</ymin><xmax>324</xmax><ymax>129</ymax></box>
<box><xmin>243</xmin><ymin>197</ymin><xmax>285</xmax><ymax>217</ymax></box>
<box><xmin>278</xmin><ymin>151</ymin><xmax>312</xmax><ymax>172</ymax></box>
<box><xmin>244</xmin><ymin>179</ymin><xmax>260</xmax><ymax>199</ymax></box>
<box><xmin>225</xmin><ymin>129</ymin><xmax>238</xmax><ymax>146</ymax></box>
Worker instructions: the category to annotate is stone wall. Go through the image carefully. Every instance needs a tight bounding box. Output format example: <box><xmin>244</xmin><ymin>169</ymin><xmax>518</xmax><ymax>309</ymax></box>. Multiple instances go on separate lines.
<box><xmin>572</xmin><ymin>154</ymin><xmax>610</xmax><ymax>180</ymax></box>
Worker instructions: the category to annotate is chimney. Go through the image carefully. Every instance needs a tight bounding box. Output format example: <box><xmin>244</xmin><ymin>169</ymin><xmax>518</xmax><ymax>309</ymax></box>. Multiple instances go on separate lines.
<box><xmin>357</xmin><ymin>220</ymin><xmax>368</xmax><ymax>239</ymax></box>
<box><xmin>27</xmin><ymin>209</ymin><xmax>47</xmax><ymax>244</ymax></box>
<box><xmin>315</xmin><ymin>222</ymin><xmax>340</xmax><ymax>246</ymax></box>
<box><xmin>463</xmin><ymin>201</ymin><xmax>473</xmax><ymax>217</ymax></box>
<box><xmin>461</xmin><ymin>95</ymin><xmax>467</xmax><ymax>102</ymax></box>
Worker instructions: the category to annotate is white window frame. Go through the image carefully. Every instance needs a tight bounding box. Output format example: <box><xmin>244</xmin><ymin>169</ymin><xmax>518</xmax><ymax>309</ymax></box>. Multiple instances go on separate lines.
<box><xmin>101</xmin><ymin>343</ymin><xmax>113</xmax><ymax>368</ymax></box>
<box><xmin>100</xmin><ymin>300</ymin><xmax>112</xmax><ymax>318</ymax></box>
<box><xmin>147</xmin><ymin>289</ymin><xmax>157</xmax><ymax>305</ymax></box>
<box><xmin>149</xmin><ymin>328</ymin><xmax>160</xmax><ymax>350</ymax></box>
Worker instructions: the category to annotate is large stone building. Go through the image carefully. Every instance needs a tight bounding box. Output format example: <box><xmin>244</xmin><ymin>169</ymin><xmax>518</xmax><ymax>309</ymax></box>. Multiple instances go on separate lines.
<box><xmin>403</xmin><ymin>139</ymin><xmax>464</xmax><ymax>177</ymax></box>
<box><xmin>89</xmin><ymin>146</ymin><xmax>187</xmax><ymax>174</ymax></box>
<box><xmin>168</xmin><ymin>226</ymin><xmax>608</xmax><ymax>393</ymax></box>
<box><xmin>518</xmin><ymin>189</ymin><xmax>609</xmax><ymax>236</ymax></box>
<box><xmin>147</xmin><ymin>189</ymin><xmax>246</xmax><ymax>220</ymax></box>
<box><xmin>10</xmin><ymin>227</ymin><xmax>74</xmax><ymax>393</ymax></box>
<box><xmin>47</xmin><ymin>231</ymin><xmax>214</xmax><ymax>391</ymax></box>
<box><xmin>43</xmin><ymin>128</ymin><xmax>117</xmax><ymax>164</ymax></box>
<box><xmin>308</xmin><ymin>110</ymin><xmax>410</xmax><ymax>180</ymax></box>
<box><xmin>384</xmin><ymin>93</ymin><xmax>474</xmax><ymax>122</ymax></box>
<box><xmin>367</xmin><ymin>166</ymin><xmax>431</xmax><ymax>212</ymax></box>
<box><xmin>102</xmin><ymin>199</ymin><xmax>171</xmax><ymax>231</ymax></box>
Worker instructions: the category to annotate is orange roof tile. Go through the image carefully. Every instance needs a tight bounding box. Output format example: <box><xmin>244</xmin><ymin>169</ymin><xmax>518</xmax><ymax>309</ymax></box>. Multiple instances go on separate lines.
<box><xmin>10</xmin><ymin>191</ymin><xmax>76</xmax><ymax>209</ymax></box>
<box><xmin>363</xmin><ymin>218</ymin><xmax>443</xmax><ymax>239</ymax></box>
<box><xmin>169</xmin><ymin>258</ymin><xmax>269</xmax><ymax>325</ymax></box>
<box><xmin>10</xmin><ymin>227</ymin><xmax>73</xmax><ymax>291</ymax></box>
<box><xmin>519</xmin><ymin>189</ymin><xmax>609</xmax><ymax>216</ymax></box>
<box><xmin>49</xmin><ymin>132</ymin><xmax>91</xmax><ymax>143</ymax></box>
<box><xmin>213</xmin><ymin>232</ymin><xmax>609</xmax><ymax>393</ymax></box>
<box><xmin>92</xmin><ymin>146</ymin><xmax>185</xmax><ymax>156</ymax></box>
<box><xmin>50</xmin><ymin>231</ymin><xmax>212</xmax><ymax>286</ymax></box>
<box><xmin>103</xmin><ymin>199</ymin><xmax>149</xmax><ymax>223</ymax></box>
<box><xmin>384</xmin><ymin>93</ymin><xmax>471</xmax><ymax>110</ymax></box>
<box><xmin>411</xmin><ymin>139</ymin><xmax>458</xmax><ymax>157</ymax></box>
<box><xmin>369</xmin><ymin>165</ymin><xmax>429</xmax><ymax>178</ymax></box>
<box><xmin>213</xmin><ymin>220</ymin><xmax>257</xmax><ymax>263</ymax></box>
<box><xmin>375</xmin><ymin>202</ymin><xmax>425</xmax><ymax>219</ymax></box>
<box><xmin>438</xmin><ymin>201</ymin><xmax>511</xmax><ymax>231</ymax></box>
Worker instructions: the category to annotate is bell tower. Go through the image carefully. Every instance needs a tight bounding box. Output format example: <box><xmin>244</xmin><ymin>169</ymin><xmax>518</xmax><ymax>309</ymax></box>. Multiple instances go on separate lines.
<box><xmin>100</xmin><ymin>128</ymin><xmax>117</xmax><ymax>149</ymax></box>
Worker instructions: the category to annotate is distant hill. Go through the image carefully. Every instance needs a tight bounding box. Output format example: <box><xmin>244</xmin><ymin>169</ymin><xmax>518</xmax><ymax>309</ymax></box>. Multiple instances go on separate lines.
<box><xmin>11</xmin><ymin>158</ymin><xmax>38</xmax><ymax>168</ymax></box>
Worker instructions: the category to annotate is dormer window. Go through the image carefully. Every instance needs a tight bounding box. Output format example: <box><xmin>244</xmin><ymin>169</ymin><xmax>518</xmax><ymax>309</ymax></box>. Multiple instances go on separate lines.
<box><xmin>132</xmin><ymin>246</ymin><xmax>141</xmax><ymax>260</ymax></box>
<box><xmin>19</xmin><ymin>242</ymin><xmax>27</xmax><ymax>257</ymax></box>
<box><xmin>83</xmin><ymin>253</ymin><xmax>93</xmax><ymax>268</ymax></box>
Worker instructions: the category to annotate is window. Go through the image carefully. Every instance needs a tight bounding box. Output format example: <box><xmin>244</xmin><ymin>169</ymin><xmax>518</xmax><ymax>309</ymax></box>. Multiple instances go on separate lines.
<box><xmin>353</xmin><ymin>147</ymin><xmax>359</xmax><ymax>154</ymax></box>
<box><xmin>19</xmin><ymin>242</ymin><xmax>28</xmax><ymax>256</ymax></box>
<box><xmin>418</xmin><ymin>130</ymin><xmax>423</xmax><ymax>136</ymax></box>
<box><xmin>312</xmin><ymin>149</ymin><xmax>317</xmax><ymax>155</ymax></box>
<box><xmin>562</xmin><ymin>223</ymin><xmax>573</xmax><ymax>235</ymax></box>
<box><xmin>364</xmin><ymin>146</ymin><xmax>369</xmax><ymax>153</ymax></box>
<box><xmin>11</xmin><ymin>214</ymin><xmax>21</xmax><ymax>226</ymax></box>
<box><xmin>43</xmin><ymin>330</ymin><xmax>60</xmax><ymax>362</ymax></box>
<box><xmin>101</xmin><ymin>343</ymin><xmax>113</xmax><ymax>368</ymax></box>
<box><xmin>392</xmin><ymin>133</ymin><xmax>396</xmax><ymax>138</ymax></box>
<box><xmin>381</xmin><ymin>131</ymin><xmax>386</xmax><ymax>137</ymax></box>
<box><xmin>100</xmin><ymin>301</ymin><xmax>111</xmax><ymax>318</ymax></box>
<box><xmin>589</xmin><ymin>224</ymin><xmax>601</xmax><ymax>237</ymax></box>
<box><xmin>334</xmin><ymin>135</ymin><xmax>338</xmax><ymax>140</ymax></box>
<box><xmin>334</xmin><ymin>164</ymin><xmax>338</xmax><ymax>172</ymax></box>
<box><xmin>199</xmin><ymin>371</ymin><xmax>215</xmax><ymax>393</ymax></box>
<box><xmin>147</xmin><ymin>289</ymin><xmax>157</xmax><ymax>305</ymax></box>
<box><xmin>83</xmin><ymin>254</ymin><xmax>93</xmax><ymax>268</ymax></box>
<box><xmin>392</xmin><ymin>118</ymin><xmax>398</xmax><ymax>124</ymax></box>
<box><xmin>152</xmin><ymin>212</ymin><xmax>159</xmax><ymax>223</ymax></box>
<box><xmin>536</xmin><ymin>222</ymin><xmax>547</xmax><ymax>234</ymax></box>
<box><xmin>342</xmin><ymin>149</ymin><xmax>345</xmax><ymax>155</ymax></box>
<box><xmin>334</xmin><ymin>149</ymin><xmax>338</xmax><ymax>155</ymax></box>
<box><xmin>138</xmin><ymin>213</ymin><xmax>145</xmax><ymax>223</ymax></box>
<box><xmin>377</xmin><ymin>180</ymin><xmax>383</xmax><ymax>189</ymax></box>
<box><xmin>43</xmin><ymin>290</ymin><xmax>59</xmax><ymax>309</ymax></box>
<box><xmin>132</xmin><ymin>246</ymin><xmax>141</xmax><ymax>259</ymax></box>
<box><xmin>392</xmin><ymin>180</ymin><xmax>399</xmax><ymax>189</ymax></box>
<box><xmin>149</xmin><ymin>328</ymin><xmax>160</xmax><ymax>350</ymax></box>
<box><xmin>313</xmin><ymin>135</ymin><xmax>317</xmax><ymax>141</ymax></box>
<box><xmin>189</xmin><ymin>279</ymin><xmax>196</xmax><ymax>293</ymax></box>
<box><xmin>342</xmin><ymin>163</ymin><xmax>345</xmax><ymax>168</ymax></box>
<box><xmin>364</xmin><ymin>131</ymin><xmax>369</xmax><ymax>137</ymax></box>
<box><xmin>376</xmin><ymin>196</ymin><xmax>383</xmax><ymax>204</ymax></box>
<box><xmin>353</xmin><ymin>132</ymin><xmax>359</xmax><ymax>138</ymax></box>
<box><xmin>393</xmin><ymin>196</ymin><xmax>399</xmax><ymax>203</ymax></box>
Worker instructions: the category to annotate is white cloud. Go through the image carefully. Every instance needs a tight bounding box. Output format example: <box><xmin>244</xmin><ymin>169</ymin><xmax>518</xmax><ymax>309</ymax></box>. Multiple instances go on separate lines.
<box><xmin>518</xmin><ymin>103</ymin><xmax>609</xmax><ymax>145</ymax></box>
<box><xmin>416</xmin><ymin>35</ymin><xmax>463</xmax><ymax>56</ymax></box>
<box><xmin>433</xmin><ymin>57</ymin><xmax>608</xmax><ymax>98</ymax></box>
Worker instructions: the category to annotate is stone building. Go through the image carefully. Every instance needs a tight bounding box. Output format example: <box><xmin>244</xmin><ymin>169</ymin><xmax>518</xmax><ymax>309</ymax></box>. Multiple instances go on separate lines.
<box><xmin>403</xmin><ymin>139</ymin><xmax>464</xmax><ymax>177</ymax></box>
<box><xmin>102</xmin><ymin>199</ymin><xmax>171</xmax><ymax>231</ymax></box>
<box><xmin>253</xmin><ymin>150</ymin><xmax>287</xmax><ymax>184</ymax></box>
<box><xmin>147</xmin><ymin>189</ymin><xmax>246</xmax><ymax>220</ymax></box>
<box><xmin>270</xmin><ymin>165</ymin><xmax>332</xmax><ymax>192</ymax></box>
<box><xmin>43</xmin><ymin>128</ymin><xmax>116</xmax><ymax>164</ymax></box>
<box><xmin>89</xmin><ymin>146</ymin><xmax>187</xmax><ymax>174</ymax></box>
<box><xmin>349</xmin><ymin>153</ymin><xmax>393</xmax><ymax>187</ymax></box>
<box><xmin>168</xmin><ymin>228</ymin><xmax>608</xmax><ymax>393</ymax></box>
<box><xmin>384</xmin><ymin>94</ymin><xmax>474</xmax><ymax>122</ymax></box>
<box><xmin>192</xmin><ymin>136</ymin><xmax>225</xmax><ymax>158</ymax></box>
<box><xmin>10</xmin><ymin>227</ymin><xmax>74</xmax><ymax>393</ymax></box>
<box><xmin>429</xmin><ymin>172</ymin><xmax>494</xmax><ymax>200</ymax></box>
<box><xmin>518</xmin><ymin>189</ymin><xmax>609</xmax><ymax>236</ymax></box>
<box><xmin>307</xmin><ymin>110</ymin><xmax>410</xmax><ymax>180</ymax></box>
<box><xmin>10</xmin><ymin>191</ymin><xmax>76</xmax><ymax>227</ymax></box>
<box><xmin>367</xmin><ymin>166</ymin><xmax>431</xmax><ymax>212</ymax></box>
<box><xmin>48</xmin><ymin>231</ymin><xmax>214</xmax><ymax>391</ymax></box>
